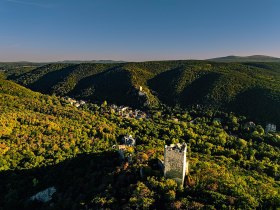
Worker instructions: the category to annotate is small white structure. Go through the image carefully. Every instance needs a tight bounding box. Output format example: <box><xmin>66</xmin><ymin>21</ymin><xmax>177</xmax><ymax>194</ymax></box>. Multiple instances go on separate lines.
<box><xmin>110</xmin><ymin>104</ymin><xmax>118</xmax><ymax>109</ymax></box>
<box><xmin>164</xmin><ymin>143</ymin><xmax>188</xmax><ymax>186</ymax></box>
<box><xmin>122</xmin><ymin>135</ymin><xmax>136</xmax><ymax>146</ymax></box>
<box><xmin>30</xmin><ymin>187</ymin><xmax>56</xmax><ymax>203</ymax></box>
<box><xmin>266</xmin><ymin>123</ymin><xmax>277</xmax><ymax>133</ymax></box>
<box><xmin>138</xmin><ymin>91</ymin><xmax>146</xmax><ymax>97</ymax></box>
<box><xmin>244</xmin><ymin>121</ymin><xmax>256</xmax><ymax>130</ymax></box>
<box><xmin>79</xmin><ymin>100</ymin><xmax>86</xmax><ymax>105</ymax></box>
<box><xmin>65</xmin><ymin>97</ymin><xmax>77</xmax><ymax>105</ymax></box>
<box><xmin>74</xmin><ymin>103</ymin><xmax>80</xmax><ymax>108</ymax></box>
<box><xmin>172</xmin><ymin>118</ymin><xmax>179</xmax><ymax>123</ymax></box>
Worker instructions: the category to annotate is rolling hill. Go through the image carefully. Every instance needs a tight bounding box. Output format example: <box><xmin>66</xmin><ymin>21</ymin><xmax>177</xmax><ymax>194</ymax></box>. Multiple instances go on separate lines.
<box><xmin>8</xmin><ymin>60</ymin><xmax>280</xmax><ymax>127</ymax></box>
<box><xmin>208</xmin><ymin>55</ymin><xmax>280</xmax><ymax>62</ymax></box>
<box><xmin>0</xmin><ymin>78</ymin><xmax>280</xmax><ymax>209</ymax></box>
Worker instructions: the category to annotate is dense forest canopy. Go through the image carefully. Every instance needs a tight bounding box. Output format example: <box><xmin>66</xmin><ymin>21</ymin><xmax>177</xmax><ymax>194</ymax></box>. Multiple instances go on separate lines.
<box><xmin>0</xmin><ymin>78</ymin><xmax>279</xmax><ymax>209</ymax></box>
<box><xmin>5</xmin><ymin>60</ymin><xmax>280</xmax><ymax>127</ymax></box>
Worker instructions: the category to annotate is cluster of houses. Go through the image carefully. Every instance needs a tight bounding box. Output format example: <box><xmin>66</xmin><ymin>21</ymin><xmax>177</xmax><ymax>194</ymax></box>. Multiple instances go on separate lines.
<box><xmin>63</xmin><ymin>96</ymin><xmax>86</xmax><ymax>108</ymax></box>
<box><xmin>243</xmin><ymin>121</ymin><xmax>277</xmax><ymax>133</ymax></box>
<box><xmin>108</xmin><ymin>104</ymin><xmax>148</xmax><ymax>119</ymax></box>
<box><xmin>211</xmin><ymin>118</ymin><xmax>277</xmax><ymax>134</ymax></box>
<box><xmin>63</xmin><ymin>96</ymin><xmax>277</xmax><ymax>134</ymax></box>
<box><xmin>63</xmin><ymin>96</ymin><xmax>148</xmax><ymax>120</ymax></box>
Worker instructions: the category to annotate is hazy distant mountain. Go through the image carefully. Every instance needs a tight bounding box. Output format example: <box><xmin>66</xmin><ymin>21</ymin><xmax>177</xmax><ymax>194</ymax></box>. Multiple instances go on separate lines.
<box><xmin>208</xmin><ymin>55</ymin><xmax>280</xmax><ymax>62</ymax></box>
<box><xmin>57</xmin><ymin>60</ymin><xmax>127</xmax><ymax>64</ymax></box>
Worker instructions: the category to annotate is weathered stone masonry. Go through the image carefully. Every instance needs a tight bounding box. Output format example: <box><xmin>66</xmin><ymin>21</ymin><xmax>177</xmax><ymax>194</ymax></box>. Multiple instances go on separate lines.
<box><xmin>164</xmin><ymin>143</ymin><xmax>188</xmax><ymax>186</ymax></box>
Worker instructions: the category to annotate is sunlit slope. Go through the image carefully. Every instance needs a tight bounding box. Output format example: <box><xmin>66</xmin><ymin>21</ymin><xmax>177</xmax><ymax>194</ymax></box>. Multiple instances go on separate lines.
<box><xmin>0</xmin><ymin>78</ymin><xmax>280</xmax><ymax>209</ymax></box>
<box><xmin>0</xmin><ymin>78</ymin><xmax>118</xmax><ymax>170</ymax></box>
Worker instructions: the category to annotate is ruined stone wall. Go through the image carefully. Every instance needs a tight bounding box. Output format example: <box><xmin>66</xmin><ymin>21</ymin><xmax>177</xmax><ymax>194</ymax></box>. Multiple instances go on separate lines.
<box><xmin>164</xmin><ymin>145</ymin><xmax>187</xmax><ymax>186</ymax></box>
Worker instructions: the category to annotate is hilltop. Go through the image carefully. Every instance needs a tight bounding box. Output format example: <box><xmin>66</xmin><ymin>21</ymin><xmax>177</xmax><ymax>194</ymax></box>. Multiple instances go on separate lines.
<box><xmin>0</xmin><ymin>78</ymin><xmax>280</xmax><ymax>209</ymax></box>
<box><xmin>208</xmin><ymin>55</ymin><xmax>280</xmax><ymax>63</ymax></box>
<box><xmin>7</xmin><ymin>60</ymin><xmax>280</xmax><ymax>127</ymax></box>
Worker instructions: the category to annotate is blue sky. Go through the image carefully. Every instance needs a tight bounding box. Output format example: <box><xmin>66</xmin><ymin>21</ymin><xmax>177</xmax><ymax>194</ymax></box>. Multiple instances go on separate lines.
<box><xmin>0</xmin><ymin>0</ymin><xmax>279</xmax><ymax>61</ymax></box>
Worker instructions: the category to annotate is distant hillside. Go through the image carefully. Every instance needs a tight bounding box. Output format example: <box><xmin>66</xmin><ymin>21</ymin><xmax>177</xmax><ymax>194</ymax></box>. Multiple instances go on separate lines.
<box><xmin>0</xmin><ymin>62</ymin><xmax>43</xmax><ymax>74</ymax></box>
<box><xmin>208</xmin><ymin>55</ymin><xmax>280</xmax><ymax>63</ymax></box>
<box><xmin>9</xmin><ymin>60</ymin><xmax>280</xmax><ymax>127</ymax></box>
<box><xmin>57</xmin><ymin>60</ymin><xmax>127</xmax><ymax>64</ymax></box>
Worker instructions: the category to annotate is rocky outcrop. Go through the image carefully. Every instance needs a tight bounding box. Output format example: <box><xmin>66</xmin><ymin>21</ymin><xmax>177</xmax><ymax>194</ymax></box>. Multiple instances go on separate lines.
<box><xmin>30</xmin><ymin>187</ymin><xmax>56</xmax><ymax>203</ymax></box>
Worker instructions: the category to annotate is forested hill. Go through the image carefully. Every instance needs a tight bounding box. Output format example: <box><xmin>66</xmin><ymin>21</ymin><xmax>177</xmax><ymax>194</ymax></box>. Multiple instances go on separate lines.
<box><xmin>208</xmin><ymin>55</ymin><xmax>280</xmax><ymax>63</ymax></box>
<box><xmin>0</xmin><ymin>78</ymin><xmax>280</xmax><ymax>209</ymax></box>
<box><xmin>8</xmin><ymin>60</ymin><xmax>280</xmax><ymax>127</ymax></box>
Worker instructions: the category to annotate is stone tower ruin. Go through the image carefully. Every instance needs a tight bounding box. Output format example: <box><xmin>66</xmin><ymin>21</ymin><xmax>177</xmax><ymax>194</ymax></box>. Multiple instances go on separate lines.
<box><xmin>164</xmin><ymin>143</ymin><xmax>188</xmax><ymax>186</ymax></box>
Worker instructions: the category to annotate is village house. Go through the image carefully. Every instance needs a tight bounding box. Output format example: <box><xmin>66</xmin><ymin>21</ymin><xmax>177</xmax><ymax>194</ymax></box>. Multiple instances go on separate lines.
<box><xmin>244</xmin><ymin>121</ymin><xmax>256</xmax><ymax>130</ymax></box>
<box><xmin>113</xmin><ymin>134</ymin><xmax>136</xmax><ymax>162</ymax></box>
<box><xmin>122</xmin><ymin>135</ymin><xmax>136</xmax><ymax>146</ymax></box>
<box><xmin>266</xmin><ymin>123</ymin><xmax>277</xmax><ymax>133</ymax></box>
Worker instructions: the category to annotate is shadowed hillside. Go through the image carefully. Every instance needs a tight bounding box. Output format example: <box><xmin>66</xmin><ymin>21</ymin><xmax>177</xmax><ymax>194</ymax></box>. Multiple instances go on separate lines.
<box><xmin>179</xmin><ymin>72</ymin><xmax>220</xmax><ymax>106</ymax></box>
<box><xmin>8</xmin><ymin>60</ymin><xmax>280</xmax><ymax>126</ymax></box>
<box><xmin>230</xmin><ymin>88</ymin><xmax>280</xmax><ymax>124</ymax></box>
<box><xmin>0</xmin><ymin>152</ymin><xmax>121</xmax><ymax>210</ymax></box>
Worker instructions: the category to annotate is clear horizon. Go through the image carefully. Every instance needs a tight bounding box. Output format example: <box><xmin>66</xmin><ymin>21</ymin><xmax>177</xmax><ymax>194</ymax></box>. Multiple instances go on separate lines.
<box><xmin>1</xmin><ymin>0</ymin><xmax>280</xmax><ymax>62</ymax></box>
<box><xmin>1</xmin><ymin>54</ymin><xmax>280</xmax><ymax>63</ymax></box>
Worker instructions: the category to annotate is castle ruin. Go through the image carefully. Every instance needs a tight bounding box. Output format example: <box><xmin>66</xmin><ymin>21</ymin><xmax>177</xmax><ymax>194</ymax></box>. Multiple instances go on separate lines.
<box><xmin>164</xmin><ymin>143</ymin><xmax>188</xmax><ymax>186</ymax></box>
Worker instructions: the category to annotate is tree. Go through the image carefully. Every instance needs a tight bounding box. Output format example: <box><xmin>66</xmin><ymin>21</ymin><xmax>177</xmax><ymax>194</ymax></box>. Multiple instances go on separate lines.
<box><xmin>129</xmin><ymin>182</ymin><xmax>155</xmax><ymax>209</ymax></box>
